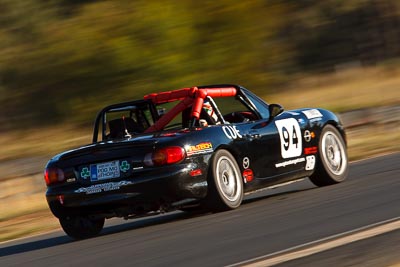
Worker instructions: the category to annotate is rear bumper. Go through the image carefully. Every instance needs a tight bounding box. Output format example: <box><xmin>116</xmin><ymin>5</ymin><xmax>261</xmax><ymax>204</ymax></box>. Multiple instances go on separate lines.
<box><xmin>46</xmin><ymin>163</ymin><xmax>208</xmax><ymax>218</ymax></box>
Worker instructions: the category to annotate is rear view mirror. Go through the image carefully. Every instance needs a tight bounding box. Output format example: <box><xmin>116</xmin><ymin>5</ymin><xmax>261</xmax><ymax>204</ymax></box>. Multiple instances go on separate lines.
<box><xmin>269</xmin><ymin>103</ymin><xmax>284</xmax><ymax>118</ymax></box>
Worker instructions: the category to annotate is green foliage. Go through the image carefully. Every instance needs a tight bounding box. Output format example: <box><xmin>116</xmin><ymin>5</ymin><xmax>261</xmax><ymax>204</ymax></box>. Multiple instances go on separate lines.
<box><xmin>285</xmin><ymin>0</ymin><xmax>400</xmax><ymax>71</ymax></box>
<box><xmin>0</xmin><ymin>0</ymin><xmax>399</xmax><ymax>130</ymax></box>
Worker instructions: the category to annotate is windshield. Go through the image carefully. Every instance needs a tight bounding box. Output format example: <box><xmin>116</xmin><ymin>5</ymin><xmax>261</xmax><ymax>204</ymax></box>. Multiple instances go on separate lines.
<box><xmin>241</xmin><ymin>88</ymin><xmax>270</xmax><ymax>119</ymax></box>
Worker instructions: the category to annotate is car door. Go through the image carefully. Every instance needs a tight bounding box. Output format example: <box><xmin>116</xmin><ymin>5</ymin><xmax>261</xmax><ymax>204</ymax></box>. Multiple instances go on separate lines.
<box><xmin>240</xmin><ymin>90</ymin><xmax>307</xmax><ymax>185</ymax></box>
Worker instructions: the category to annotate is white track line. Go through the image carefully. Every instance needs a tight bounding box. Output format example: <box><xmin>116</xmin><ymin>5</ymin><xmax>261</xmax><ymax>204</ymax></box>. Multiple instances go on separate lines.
<box><xmin>229</xmin><ymin>217</ymin><xmax>400</xmax><ymax>267</ymax></box>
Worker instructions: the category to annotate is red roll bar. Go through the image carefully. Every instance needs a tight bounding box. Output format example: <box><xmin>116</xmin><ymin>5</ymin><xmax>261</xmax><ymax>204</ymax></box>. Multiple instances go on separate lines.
<box><xmin>144</xmin><ymin>86</ymin><xmax>237</xmax><ymax>132</ymax></box>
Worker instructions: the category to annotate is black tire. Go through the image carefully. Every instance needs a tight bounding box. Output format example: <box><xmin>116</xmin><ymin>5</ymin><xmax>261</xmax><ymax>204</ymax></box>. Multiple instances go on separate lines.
<box><xmin>59</xmin><ymin>215</ymin><xmax>105</xmax><ymax>240</ymax></box>
<box><xmin>205</xmin><ymin>149</ymin><xmax>243</xmax><ymax>211</ymax></box>
<box><xmin>309</xmin><ymin>124</ymin><xmax>349</xmax><ymax>187</ymax></box>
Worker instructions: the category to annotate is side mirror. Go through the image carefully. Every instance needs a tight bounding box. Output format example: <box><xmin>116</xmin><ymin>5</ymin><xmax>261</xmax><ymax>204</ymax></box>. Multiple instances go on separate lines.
<box><xmin>269</xmin><ymin>103</ymin><xmax>284</xmax><ymax>118</ymax></box>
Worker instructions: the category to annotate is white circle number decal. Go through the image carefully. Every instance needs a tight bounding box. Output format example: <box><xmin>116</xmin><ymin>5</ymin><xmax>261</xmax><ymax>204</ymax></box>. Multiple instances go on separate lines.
<box><xmin>275</xmin><ymin>118</ymin><xmax>302</xmax><ymax>158</ymax></box>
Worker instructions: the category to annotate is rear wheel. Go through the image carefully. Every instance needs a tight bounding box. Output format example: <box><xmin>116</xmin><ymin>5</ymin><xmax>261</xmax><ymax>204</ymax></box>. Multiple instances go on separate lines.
<box><xmin>205</xmin><ymin>149</ymin><xmax>243</xmax><ymax>211</ymax></box>
<box><xmin>309</xmin><ymin>125</ymin><xmax>348</xmax><ymax>186</ymax></box>
<box><xmin>59</xmin><ymin>215</ymin><xmax>105</xmax><ymax>239</ymax></box>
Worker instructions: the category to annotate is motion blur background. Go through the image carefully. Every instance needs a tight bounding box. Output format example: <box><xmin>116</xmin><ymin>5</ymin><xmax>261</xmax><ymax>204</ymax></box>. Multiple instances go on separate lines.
<box><xmin>1</xmin><ymin>0</ymin><xmax>400</xmax><ymax>129</ymax></box>
<box><xmin>0</xmin><ymin>0</ymin><xmax>399</xmax><ymax>241</ymax></box>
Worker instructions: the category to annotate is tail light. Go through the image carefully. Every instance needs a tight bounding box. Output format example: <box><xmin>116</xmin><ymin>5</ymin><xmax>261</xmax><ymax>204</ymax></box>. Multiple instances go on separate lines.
<box><xmin>44</xmin><ymin>167</ymin><xmax>65</xmax><ymax>186</ymax></box>
<box><xmin>144</xmin><ymin>146</ymin><xmax>186</xmax><ymax>166</ymax></box>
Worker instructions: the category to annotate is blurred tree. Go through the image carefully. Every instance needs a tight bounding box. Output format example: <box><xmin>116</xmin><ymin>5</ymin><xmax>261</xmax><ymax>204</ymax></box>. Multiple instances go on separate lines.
<box><xmin>0</xmin><ymin>0</ymin><xmax>399</xmax><ymax>130</ymax></box>
<box><xmin>0</xmin><ymin>0</ymin><xmax>289</xmax><ymax>129</ymax></box>
<box><xmin>282</xmin><ymin>0</ymin><xmax>400</xmax><ymax>71</ymax></box>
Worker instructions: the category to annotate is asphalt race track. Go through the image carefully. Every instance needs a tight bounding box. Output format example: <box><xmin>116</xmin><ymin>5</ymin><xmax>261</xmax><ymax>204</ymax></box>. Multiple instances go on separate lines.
<box><xmin>1</xmin><ymin>153</ymin><xmax>399</xmax><ymax>267</ymax></box>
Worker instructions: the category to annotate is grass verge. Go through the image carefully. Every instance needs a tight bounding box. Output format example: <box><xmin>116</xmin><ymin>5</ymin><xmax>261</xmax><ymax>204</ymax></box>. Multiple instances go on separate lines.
<box><xmin>265</xmin><ymin>67</ymin><xmax>400</xmax><ymax>111</ymax></box>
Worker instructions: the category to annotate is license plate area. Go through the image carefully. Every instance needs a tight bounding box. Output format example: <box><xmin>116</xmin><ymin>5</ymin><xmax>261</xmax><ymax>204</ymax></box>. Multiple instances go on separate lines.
<box><xmin>90</xmin><ymin>160</ymin><xmax>120</xmax><ymax>182</ymax></box>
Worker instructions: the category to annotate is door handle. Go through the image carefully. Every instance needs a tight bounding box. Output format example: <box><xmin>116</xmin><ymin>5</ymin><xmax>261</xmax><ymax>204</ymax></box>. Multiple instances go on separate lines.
<box><xmin>246</xmin><ymin>130</ymin><xmax>260</xmax><ymax>140</ymax></box>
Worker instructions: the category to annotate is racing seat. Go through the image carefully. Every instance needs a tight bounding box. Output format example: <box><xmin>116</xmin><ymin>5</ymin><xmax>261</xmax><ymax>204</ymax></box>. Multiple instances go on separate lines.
<box><xmin>108</xmin><ymin>118</ymin><xmax>144</xmax><ymax>139</ymax></box>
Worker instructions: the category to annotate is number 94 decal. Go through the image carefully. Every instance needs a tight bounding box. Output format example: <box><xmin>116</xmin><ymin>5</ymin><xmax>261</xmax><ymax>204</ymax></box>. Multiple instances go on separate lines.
<box><xmin>275</xmin><ymin>118</ymin><xmax>302</xmax><ymax>159</ymax></box>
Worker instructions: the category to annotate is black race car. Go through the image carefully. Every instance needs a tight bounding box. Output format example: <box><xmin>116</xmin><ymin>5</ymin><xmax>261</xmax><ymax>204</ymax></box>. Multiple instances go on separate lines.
<box><xmin>44</xmin><ymin>84</ymin><xmax>348</xmax><ymax>239</ymax></box>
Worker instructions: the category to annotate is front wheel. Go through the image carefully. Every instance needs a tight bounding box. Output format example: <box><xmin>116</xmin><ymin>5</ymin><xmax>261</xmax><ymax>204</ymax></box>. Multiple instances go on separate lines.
<box><xmin>59</xmin><ymin>215</ymin><xmax>105</xmax><ymax>239</ymax></box>
<box><xmin>309</xmin><ymin>125</ymin><xmax>348</xmax><ymax>186</ymax></box>
<box><xmin>205</xmin><ymin>149</ymin><xmax>243</xmax><ymax>211</ymax></box>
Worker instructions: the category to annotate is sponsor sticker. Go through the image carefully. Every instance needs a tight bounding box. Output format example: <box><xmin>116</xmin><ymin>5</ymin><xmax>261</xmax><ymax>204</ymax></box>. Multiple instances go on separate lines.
<box><xmin>305</xmin><ymin>155</ymin><xmax>316</xmax><ymax>170</ymax></box>
<box><xmin>222</xmin><ymin>125</ymin><xmax>242</xmax><ymax>140</ymax></box>
<box><xmin>81</xmin><ymin>167</ymin><xmax>90</xmax><ymax>179</ymax></box>
<box><xmin>275</xmin><ymin>157</ymin><xmax>305</xmax><ymax>168</ymax></box>
<box><xmin>304</xmin><ymin>146</ymin><xmax>318</xmax><ymax>155</ymax></box>
<box><xmin>120</xmin><ymin>160</ymin><xmax>130</xmax><ymax>172</ymax></box>
<box><xmin>81</xmin><ymin>161</ymin><xmax>124</xmax><ymax>181</ymax></box>
<box><xmin>302</xmin><ymin>109</ymin><xmax>323</xmax><ymax>119</ymax></box>
<box><xmin>75</xmin><ymin>181</ymin><xmax>133</xmax><ymax>195</ymax></box>
<box><xmin>275</xmin><ymin>118</ymin><xmax>302</xmax><ymax>159</ymax></box>
<box><xmin>243</xmin><ymin>169</ymin><xmax>254</xmax><ymax>183</ymax></box>
<box><xmin>90</xmin><ymin>160</ymin><xmax>120</xmax><ymax>181</ymax></box>
<box><xmin>186</xmin><ymin>142</ymin><xmax>213</xmax><ymax>156</ymax></box>
<box><xmin>243</xmin><ymin>157</ymin><xmax>250</xmax><ymax>169</ymax></box>
<box><xmin>304</xmin><ymin>130</ymin><xmax>315</xmax><ymax>142</ymax></box>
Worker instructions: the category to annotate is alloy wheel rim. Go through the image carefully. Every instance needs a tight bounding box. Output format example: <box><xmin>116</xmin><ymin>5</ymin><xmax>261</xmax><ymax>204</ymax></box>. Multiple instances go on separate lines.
<box><xmin>216</xmin><ymin>156</ymin><xmax>241</xmax><ymax>202</ymax></box>
<box><xmin>321</xmin><ymin>131</ymin><xmax>347</xmax><ymax>176</ymax></box>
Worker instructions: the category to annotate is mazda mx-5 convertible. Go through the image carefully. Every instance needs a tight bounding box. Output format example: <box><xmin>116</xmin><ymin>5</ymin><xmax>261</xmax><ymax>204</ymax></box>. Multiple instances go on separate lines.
<box><xmin>44</xmin><ymin>84</ymin><xmax>348</xmax><ymax>239</ymax></box>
